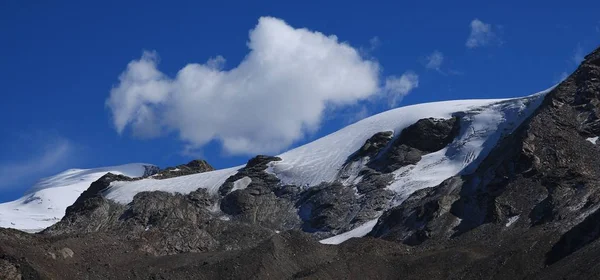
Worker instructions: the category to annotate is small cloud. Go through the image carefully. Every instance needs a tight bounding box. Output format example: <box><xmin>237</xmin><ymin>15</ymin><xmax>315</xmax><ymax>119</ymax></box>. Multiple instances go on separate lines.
<box><xmin>346</xmin><ymin>105</ymin><xmax>370</xmax><ymax>124</ymax></box>
<box><xmin>466</xmin><ymin>19</ymin><xmax>500</xmax><ymax>48</ymax></box>
<box><xmin>0</xmin><ymin>135</ymin><xmax>74</xmax><ymax>190</ymax></box>
<box><xmin>369</xmin><ymin>36</ymin><xmax>381</xmax><ymax>51</ymax></box>
<box><xmin>425</xmin><ymin>50</ymin><xmax>444</xmax><ymax>71</ymax></box>
<box><xmin>573</xmin><ymin>44</ymin><xmax>585</xmax><ymax>65</ymax></box>
<box><xmin>384</xmin><ymin>72</ymin><xmax>419</xmax><ymax>107</ymax></box>
<box><xmin>554</xmin><ymin>72</ymin><xmax>570</xmax><ymax>83</ymax></box>
<box><xmin>359</xmin><ymin>36</ymin><xmax>382</xmax><ymax>57</ymax></box>
<box><xmin>447</xmin><ymin>69</ymin><xmax>464</xmax><ymax>76</ymax></box>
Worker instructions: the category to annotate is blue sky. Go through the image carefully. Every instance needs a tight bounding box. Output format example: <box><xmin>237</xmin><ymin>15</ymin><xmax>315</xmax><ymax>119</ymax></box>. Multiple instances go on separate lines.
<box><xmin>1</xmin><ymin>0</ymin><xmax>599</xmax><ymax>202</ymax></box>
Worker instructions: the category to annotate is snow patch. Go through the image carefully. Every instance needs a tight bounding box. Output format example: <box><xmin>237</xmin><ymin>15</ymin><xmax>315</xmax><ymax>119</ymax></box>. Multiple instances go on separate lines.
<box><xmin>505</xmin><ymin>215</ymin><xmax>520</xmax><ymax>227</ymax></box>
<box><xmin>319</xmin><ymin>219</ymin><xmax>378</xmax><ymax>245</ymax></box>
<box><xmin>231</xmin><ymin>176</ymin><xmax>252</xmax><ymax>192</ymax></box>
<box><xmin>587</xmin><ymin>137</ymin><xmax>598</xmax><ymax>144</ymax></box>
<box><xmin>106</xmin><ymin>167</ymin><xmax>240</xmax><ymax>204</ymax></box>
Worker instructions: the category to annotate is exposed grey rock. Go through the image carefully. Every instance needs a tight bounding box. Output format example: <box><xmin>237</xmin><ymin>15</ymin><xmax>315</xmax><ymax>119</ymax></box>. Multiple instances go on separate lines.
<box><xmin>220</xmin><ymin>184</ymin><xmax>301</xmax><ymax>230</ymax></box>
<box><xmin>218</xmin><ymin>155</ymin><xmax>281</xmax><ymax>196</ymax></box>
<box><xmin>396</xmin><ymin>117</ymin><xmax>461</xmax><ymax>153</ymax></box>
<box><xmin>217</xmin><ymin>155</ymin><xmax>299</xmax><ymax>229</ymax></box>
<box><xmin>346</xmin><ymin>131</ymin><xmax>393</xmax><ymax>163</ymax></box>
<box><xmin>44</xmin><ymin>174</ymin><xmax>275</xmax><ymax>256</ymax></box>
<box><xmin>0</xmin><ymin>259</ymin><xmax>21</xmax><ymax>280</ymax></box>
<box><xmin>151</xmin><ymin>159</ymin><xmax>214</xmax><ymax>179</ymax></box>
<box><xmin>355</xmin><ymin>168</ymin><xmax>394</xmax><ymax>194</ymax></box>
<box><xmin>370</xmin><ymin>176</ymin><xmax>463</xmax><ymax>245</ymax></box>
<box><xmin>296</xmin><ymin>182</ymin><xmax>359</xmax><ymax>234</ymax></box>
<box><xmin>142</xmin><ymin>165</ymin><xmax>160</xmax><ymax>177</ymax></box>
<box><xmin>367</xmin><ymin>117</ymin><xmax>460</xmax><ymax>173</ymax></box>
<box><xmin>59</xmin><ymin>247</ymin><xmax>74</xmax><ymax>259</ymax></box>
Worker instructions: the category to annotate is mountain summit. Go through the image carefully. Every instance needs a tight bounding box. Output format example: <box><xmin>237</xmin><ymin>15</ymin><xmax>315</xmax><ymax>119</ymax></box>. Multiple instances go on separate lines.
<box><xmin>1</xmin><ymin>46</ymin><xmax>600</xmax><ymax>279</ymax></box>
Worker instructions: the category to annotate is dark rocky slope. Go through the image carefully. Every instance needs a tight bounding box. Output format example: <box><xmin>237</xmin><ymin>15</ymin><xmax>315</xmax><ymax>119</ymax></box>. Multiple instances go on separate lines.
<box><xmin>2</xmin><ymin>46</ymin><xmax>600</xmax><ymax>279</ymax></box>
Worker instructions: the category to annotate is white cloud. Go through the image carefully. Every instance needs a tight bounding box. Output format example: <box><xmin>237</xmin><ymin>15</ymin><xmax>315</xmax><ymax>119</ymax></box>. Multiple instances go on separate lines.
<box><xmin>559</xmin><ymin>71</ymin><xmax>569</xmax><ymax>81</ymax></box>
<box><xmin>466</xmin><ymin>19</ymin><xmax>498</xmax><ymax>48</ymax></box>
<box><xmin>107</xmin><ymin>17</ymin><xmax>418</xmax><ymax>155</ymax></box>
<box><xmin>350</xmin><ymin>106</ymin><xmax>370</xmax><ymax>123</ymax></box>
<box><xmin>369</xmin><ymin>36</ymin><xmax>381</xmax><ymax>51</ymax></box>
<box><xmin>0</xmin><ymin>136</ymin><xmax>73</xmax><ymax>190</ymax></box>
<box><xmin>573</xmin><ymin>44</ymin><xmax>585</xmax><ymax>65</ymax></box>
<box><xmin>425</xmin><ymin>50</ymin><xmax>444</xmax><ymax>71</ymax></box>
<box><xmin>554</xmin><ymin>72</ymin><xmax>570</xmax><ymax>84</ymax></box>
<box><xmin>384</xmin><ymin>72</ymin><xmax>419</xmax><ymax>107</ymax></box>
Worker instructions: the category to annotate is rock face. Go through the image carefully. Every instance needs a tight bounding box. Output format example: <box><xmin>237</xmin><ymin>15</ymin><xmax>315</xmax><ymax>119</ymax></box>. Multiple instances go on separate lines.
<box><xmin>45</xmin><ymin>176</ymin><xmax>275</xmax><ymax>256</ymax></box>
<box><xmin>346</xmin><ymin>131</ymin><xmax>393</xmax><ymax>163</ymax></box>
<box><xmin>0</xmin><ymin>259</ymin><xmax>21</xmax><ymax>280</ymax></box>
<box><xmin>151</xmin><ymin>159</ymin><xmax>214</xmax><ymax>179</ymax></box>
<box><xmin>368</xmin><ymin>46</ymin><xmax>600</xmax><ymax>275</ymax></box>
<box><xmin>368</xmin><ymin>117</ymin><xmax>460</xmax><ymax>173</ymax></box>
<box><xmin>2</xmin><ymin>46</ymin><xmax>600</xmax><ymax>279</ymax></box>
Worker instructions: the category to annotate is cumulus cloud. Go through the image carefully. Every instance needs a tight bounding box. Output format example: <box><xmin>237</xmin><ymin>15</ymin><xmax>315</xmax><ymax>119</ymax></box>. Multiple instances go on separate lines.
<box><xmin>425</xmin><ymin>50</ymin><xmax>444</xmax><ymax>71</ymax></box>
<box><xmin>0</xmin><ymin>136</ymin><xmax>73</xmax><ymax>190</ymax></box>
<box><xmin>466</xmin><ymin>19</ymin><xmax>498</xmax><ymax>48</ymax></box>
<box><xmin>107</xmin><ymin>17</ymin><xmax>418</xmax><ymax>155</ymax></box>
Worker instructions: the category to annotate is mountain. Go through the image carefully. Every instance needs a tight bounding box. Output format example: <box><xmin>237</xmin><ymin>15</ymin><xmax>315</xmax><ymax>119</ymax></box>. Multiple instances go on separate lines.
<box><xmin>0</xmin><ymin>164</ymin><xmax>157</xmax><ymax>233</ymax></box>
<box><xmin>1</xmin><ymin>46</ymin><xmax>600</xmax><ymax>279</ymax></box>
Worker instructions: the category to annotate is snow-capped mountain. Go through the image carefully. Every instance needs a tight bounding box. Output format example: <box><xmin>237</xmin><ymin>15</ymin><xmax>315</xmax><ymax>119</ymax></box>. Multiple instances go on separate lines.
<box><xmin>0</xmin><ymin>86</ymin><xmax>549</xmax><ymax>239</ymax></box>
<box><xmin>102</xmin><ymin>90</ymin><xmax>549</xmax><ymax>243</ymax></box>
<box><xmin>0</xmin><ymin>164</ymin><xmax>155</xmax><ymax>232</ymax></box>
<box><xmin>2</xmin><ymin>46</ymin><xmax>600</xmax><ymax>279</ymax></box>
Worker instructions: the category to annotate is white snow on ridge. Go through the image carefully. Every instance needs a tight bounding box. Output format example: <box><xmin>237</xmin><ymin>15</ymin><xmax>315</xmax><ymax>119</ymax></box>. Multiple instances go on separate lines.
<box><xmin>319</xmin><ymin>219</ymin><xmax>378</xmax><ymax>245</ymax></box>
<box><xmin>106</xmin><ymin>167</ymin><xmax>241</xmax><ymax>204</ymax></box>
<box><xmin>104</xmin><ymin>99</ymin><xmax>509</xmax><ymax>204</ymax></box>
<box><xmin>232</xmin><ymin>176</ymin><xmax>252</xmax><ymax>192</ymax></box>
<box><xmin>0</xmin><ymin>164</ymin><xmax>151</xmax><ymax>233</ymax></box>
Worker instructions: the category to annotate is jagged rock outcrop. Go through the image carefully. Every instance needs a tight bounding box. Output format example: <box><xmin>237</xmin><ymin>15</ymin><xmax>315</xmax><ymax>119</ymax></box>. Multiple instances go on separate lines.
<box><xmin>44</xmin><ymin>172</ymin><xmax>276</xmax><ymax>256</ymax></box>
<box><xmin>217</xmin><ymin>155</ymin><xmax>302</xmax><ymax>229</ymax></box>
<box><xmin>0</xmin><ymin>259</ymin><xmax>21</xmax><ymax>280</ymax></box>
<box><xmin>368</xmin><ymin>117</ymin><xmax>460</xmax><ymax>173</ymax></box>
<box><xmin>370</xmin><ymin>176</ymin><xmax>463</xmax><ymax>244</ymax></box>
<box><xmin>297</xmin><ymin>182</ymin><xmax>360</xmax><ymax>234</ymax></box>
<box><xmin>370</xmin><ymin>46</ymin><xmax>600</xmax><ymax>268</ymax></box>
<box><xmin>346</xmin><ymin>131</ymin><xmax>393</xmax><ymax>163</ymax></box>
<box><xmin>151</xmin><ymin>159</ymin><xmax>214</xmax><ymax>179</ymax></box>
<box><xmin>218</xmin><ymin>155</ymin><xmax>281</xmax><ymax>196</ymax></box>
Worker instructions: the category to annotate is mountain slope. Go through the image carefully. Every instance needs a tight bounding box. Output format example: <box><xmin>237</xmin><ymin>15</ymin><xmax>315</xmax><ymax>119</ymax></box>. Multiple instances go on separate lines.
<box><xmin>98</xmin><ymin>91</ymin><xmax>548</xmax><ymax>243</ymax></box>
<box><xmin>0</xmin><ymin>164</ymin><xmax>156</xmax><ymax>232</ymax></box>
